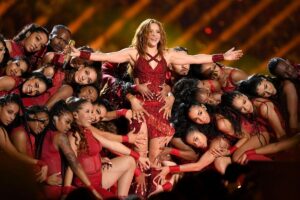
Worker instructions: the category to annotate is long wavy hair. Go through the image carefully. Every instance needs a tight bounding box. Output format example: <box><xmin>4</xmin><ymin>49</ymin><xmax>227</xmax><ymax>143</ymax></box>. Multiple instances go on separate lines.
<box><xmin>131</xmin><ymin>19</ymin><xmax>167</xmax><ymax>57</ymax></box>
<box><xmin>66</xmin><ymin>96</ymin><xmax>89</xmax><ymax>154</ymax></box>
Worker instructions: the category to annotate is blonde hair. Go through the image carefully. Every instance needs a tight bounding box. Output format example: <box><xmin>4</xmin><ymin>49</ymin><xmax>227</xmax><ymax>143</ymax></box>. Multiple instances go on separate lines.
<box><xmin>131</xmin><ymin>19</ymin><xmax>167</xmax><ymax>56</ymax></box>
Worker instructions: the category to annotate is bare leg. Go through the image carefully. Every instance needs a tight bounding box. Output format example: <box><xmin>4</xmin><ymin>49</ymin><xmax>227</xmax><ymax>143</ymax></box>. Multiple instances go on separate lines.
<box><xmin>214</xmin><ymin>157</ymin><xmax>232</xmax><ymax>174</ymax></box>
<box><xmin>134</xmin><ymin>122</ymin><xmax>148</xmax><ymax>158</ymax></box>
<box><xmin>101</xmin><ymin>156</ymin><xmax>136</xmax><ymax>196</ymax></box>
<box><xmin>233</xmin><ymin>131</ymin><xmax>270</xmax><ymax>162</ymax></box>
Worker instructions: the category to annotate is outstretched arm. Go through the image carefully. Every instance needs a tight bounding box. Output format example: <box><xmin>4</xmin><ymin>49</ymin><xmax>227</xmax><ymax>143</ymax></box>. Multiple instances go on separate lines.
<box><xmin>255</xmin><ymin>133</ymin><xmax>300</xmax><ymax>155</ymax></box>
<box><xmin>71</xmin><ymin>46</ymin><xmax>136</xmax><ymax>64</ymax></box>
<box><xmin>167</xmin><ymin>47</ymin><xmax>243</xmax><ymax>65</ymax></box>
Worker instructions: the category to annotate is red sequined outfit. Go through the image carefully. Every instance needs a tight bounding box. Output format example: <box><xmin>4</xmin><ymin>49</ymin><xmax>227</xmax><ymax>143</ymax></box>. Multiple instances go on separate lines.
<box><xmin>131</xmin><ymin>53</ymin><xmax>174</xmax><ymax>139</ymax></box>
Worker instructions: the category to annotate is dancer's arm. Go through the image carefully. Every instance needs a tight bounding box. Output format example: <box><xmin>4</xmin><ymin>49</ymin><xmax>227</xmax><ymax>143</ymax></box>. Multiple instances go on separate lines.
<box><xmin>71</xmin><ymin>46</ymin><xmax>136</xmax><ymax>64</ymax></box>
<box><xmin>255</xmin><ymin>133</ymin><xmax>300</xmax><ymax>155</ymax></box>
<box><xmin>258</xmin><ymin>100</ymin><xmax>286</xmax><ymax>139</ymax></box>
<box><xmin>282</xmin><ymin>80</ymin><xmax>299</xmax><ymax>132</ymax></box>
<box><xmin>167</xmin><ymin>47</ymin><xmax>243</xmax><ymax>65</ymax></box>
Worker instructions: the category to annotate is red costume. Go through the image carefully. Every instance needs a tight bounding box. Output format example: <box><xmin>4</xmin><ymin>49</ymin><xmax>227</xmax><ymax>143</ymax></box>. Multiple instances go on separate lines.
<box><xmin>21</xmin><ymin>70</ymin><xmax>65</xmax><ymax>107</ymax></box>
<box><xmin>40</xmin><ymin>130</ymin><xmax>63</xmax><ymax>200</ymax></box>
<box><xmin>222</xmin><ymin>69</ymin><xmax>237</xmax><ymax>92</ymax></box>
<box><xmin>131</xmin><ymin>53</ymin><xmax>174</xmax><ymax>139</ymax></box>
<box><xmin>73</xmin><ymin>127</ymin><xmax>114</xmax><ymax>198</ymax></box>
<box><xmin>10</xmin><ymin>125</ymin><xmax>35</xmax><ymax>158</ymax></box>
<box><xmin>8</xmin><ymin>40</ymin><xmax>25</xmax><ymax>58</ymax></box>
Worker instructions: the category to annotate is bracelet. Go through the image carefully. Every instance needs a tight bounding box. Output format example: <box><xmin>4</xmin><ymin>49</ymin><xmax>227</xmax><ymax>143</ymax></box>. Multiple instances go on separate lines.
<box><xmin>116</xmin><ymin>109</ymin><xmax>128</xmax><ymax>117</ymax></box>
<box><xmin>134</xmin><ymin>168</ymin><xmax>142</xmax><ymax>177</ymax></box>
<box><xmin>122</xmin><ymin>135</ymin><xmax>129</xmax><ymax>143</ymax></box>
<box><xmin>169</xmin><ymin>165</ymin><xmax>180</xmax><ymax>173</ymax></box>
<box><xmin>229</xmin><ymin>146</ymin><xmax>238</xmax><ymax>154</ymax></box>
<box><xmin>169</xmin><ymin>148</ymin><xmax>180</xmax><ymax>156</ymax></box>
<box><xmin>212</xmin><ymin>54</ymin><xmax>224</xmax><ymax>63</ymax></box>
<box><xmin>162</xmin><ymin>182</ymin><xmax>173</xmax><ymax>191</ymax></box>
<box><xmin>79</xmin><ymin>51</ymin><xmax>91</xmax><ymax>60</ymax></box>
<box><xmin>245</xmin><ymin>149</ymin><xmax>256</xmax><ymax>157</ymax></box>
<box><xmin>130</xmin><ymin>150</ymin><xmax>140</xmax><ymax>160</ymax></box>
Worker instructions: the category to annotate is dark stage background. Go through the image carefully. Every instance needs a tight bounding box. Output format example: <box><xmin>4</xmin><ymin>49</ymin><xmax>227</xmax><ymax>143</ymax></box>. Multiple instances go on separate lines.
<box><xmin>0</xmin><ymin>0</ymin><xmax>299</xmax><ymax>73</ymax></box>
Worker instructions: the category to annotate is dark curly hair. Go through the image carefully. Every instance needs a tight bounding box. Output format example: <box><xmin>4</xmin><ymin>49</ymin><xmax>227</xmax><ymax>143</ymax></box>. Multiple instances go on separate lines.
<box><xmin>13</xmin><ymin>23</ymin><xmax>49</xmax><ymax>43</ymax></box>
<box><xmin>0</xmin><ymin>34</ymin><xmax>10</xmax><ymax>68</ymax></box>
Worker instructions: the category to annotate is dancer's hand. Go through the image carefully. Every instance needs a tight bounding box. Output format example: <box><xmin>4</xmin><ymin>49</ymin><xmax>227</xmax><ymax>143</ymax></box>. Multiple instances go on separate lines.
<box><xmin>128</xmin><ymin>95</ymin><xmax>149</xmax><ymax>122</ymax></box>
<box><xmin>157</xmin><ymin>84</ymin><xmax>171</xmax><ymax>102</ymax></box>
<box><xmin>236</xmin><ymin>153</ymin><xmax>248</xmax><ymax>165</ymax></box>
<box><xmin>159</xmin><ymin>94</ymin><xmax>174</xmax><ymax>119</ymax></box>
<box><xmin>36</xmin><ymin>165</ymin><xmax>48</xmax><ymax>183</ymax></box>
<box><xmin>69</xmin><ymin>45</ymin><xmax>80</xmax><ymax>57</ymax></box>
<box><xmin>128</xmin><ymin>128</ymin><xmax>147</xmax><ymax>147</ymax></box>
<box><xmin>210</xmin><ymin>147</ymin><xmax>230</xmax><ymax>158</ymax></box>
<box><xmin>223</xmin><ymin>47</ymin><xmax>243</xmax><ymax>61</ymax></box>
<box><xmin>125</xmin><ymin>109</ymin><xmax>133</xmax><ymax>124</ymax></box>
<box><xmin>153</xmin><ymin>166</ymin><xmax>169</xmax><ymax>186</ymax></box>
<box><xmin>135</xmin><ymin>172</ymin><xmax>148</xmax><ymax>196</ymax></box>
<box><xmin>46</xmin><ymin>172</ymin><xmax>62</xmax><ymax>186</ymax></box>
<box><xmin>137</xmin><ymin>82</ymin><xmax>154</xmax><ymax>100</ymax></box>
<box><xmin>137</xmin><ymin>157</ymin><xmax>150</xmax><ymax>172</ymax></box>
<box><xmin>155</xmin><ymin>147</ymin><xmax>172</xmax><ymax>163</ymax></box>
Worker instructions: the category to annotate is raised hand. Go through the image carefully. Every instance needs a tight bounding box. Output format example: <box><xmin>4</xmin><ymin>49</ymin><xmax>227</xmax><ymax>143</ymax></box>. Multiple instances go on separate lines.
<box><xmin>223</xmin><ymin>47</ymin><xmax>243</xmax><ymax>61</ymax></box>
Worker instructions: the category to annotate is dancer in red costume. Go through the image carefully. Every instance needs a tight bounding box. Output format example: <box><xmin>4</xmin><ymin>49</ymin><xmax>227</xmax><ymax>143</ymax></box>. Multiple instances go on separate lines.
<box><xmin>5</xmin><ymin>23</ymin><xmax>48</xmax><ymax>59</ymax></box>
<box><xmin>70</xmin><ymin>18</ymin><xmax>242</xmax><ymax>164</ymax></box>
<box><xmin>0</xmin><ymin>94</ymin><xmax>48</xmax><ymax>182</ymax></box>
<box><xmin>188</xmin><ymin>62</ymin><xmax>248</xmax><ymax>92</ymax></box>
<box><xmin>64</xmin><ymin>97</ymin><xmax>150</xmax><ymax>198</ymax></box>
<box><xmin>10</xmin><ymin>105</ymin><xmax>49</xmax><ymax>158</ymax></box>
<box><xmin>40</xmin><ymin>100</ymin><xmax>101</xmax><ymax>200</ymax></box>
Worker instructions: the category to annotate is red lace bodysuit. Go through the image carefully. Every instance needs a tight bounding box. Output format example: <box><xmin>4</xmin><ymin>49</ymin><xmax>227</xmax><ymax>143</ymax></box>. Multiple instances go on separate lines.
<box><xmin>131</xmin><ymin>53</ymin><xmax>175</xmax><ymax>139</ymax></box>
<box><xmin>73</xmin><ymin>127</ymin><xmax>113</xmax><ymax>198</ymax></box>
<box><xmin>40</xmin><ymin>130</ymin><xmax>63</xmax><ymax>200</ymax></box>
